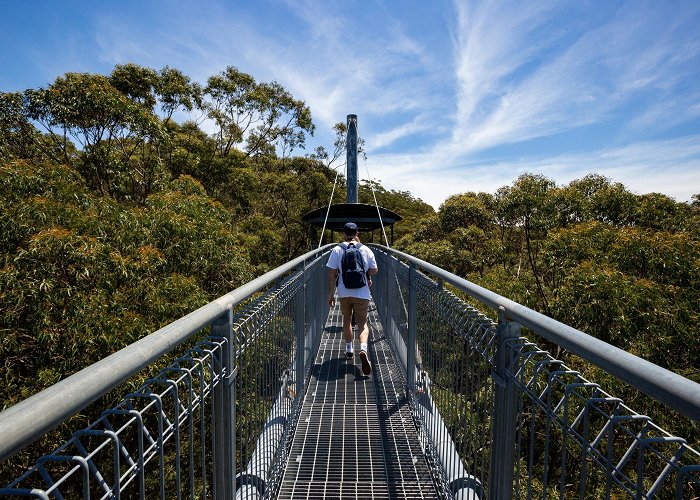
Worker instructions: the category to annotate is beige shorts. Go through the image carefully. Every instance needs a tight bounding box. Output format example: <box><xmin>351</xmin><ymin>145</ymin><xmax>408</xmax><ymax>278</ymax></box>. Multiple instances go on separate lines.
<box><xmin>339</xmin><ymin>297</ymin><xmax>369</xmax><ymax>329</ymax></box>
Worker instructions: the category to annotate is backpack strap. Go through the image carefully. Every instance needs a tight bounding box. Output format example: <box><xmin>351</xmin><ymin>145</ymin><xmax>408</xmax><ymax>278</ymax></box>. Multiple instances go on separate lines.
<box><xmin>339</xmin><ymin>241</ymin><xmax>361</xmax><ymax>249</ymax></box>
<box><xmin>337</xmin><ymin>242</ymin><xmax>348</xmax><ymax>272</ymax></box>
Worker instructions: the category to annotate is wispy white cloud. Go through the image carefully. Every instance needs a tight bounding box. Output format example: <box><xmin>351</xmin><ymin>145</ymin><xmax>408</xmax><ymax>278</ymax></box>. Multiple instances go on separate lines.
<box><xmin>368</xmin><ymin>115</ymin><xmax>436</xmax><ymax>151</ymax></box>
<box><xmin>448</xmin><ymin>2</ymin><xmax>610</xmax><ymax>154</ymax></box>
<box><xmin>442</xmin><ymin>0</ymin><xmax>700</xmax><ymax>157</ymax></box>
<box><xmin>452</xmin><ymin>0</ymin><xmax>558</xmax><ymax>124</ymax></box>
<box><xmin>33</xmin><ymin>0</ymin><xmax>700</xmax><ymax>208</ymax></box>
<box><xmin>218</xmin><ymin>1</ymin><xmax>448</xmax><ymax>146</ymax></box>
<box><xmin>367</xmin><ymin>135</ymin><xmax>700</xmax><ymax>208</ymax></box>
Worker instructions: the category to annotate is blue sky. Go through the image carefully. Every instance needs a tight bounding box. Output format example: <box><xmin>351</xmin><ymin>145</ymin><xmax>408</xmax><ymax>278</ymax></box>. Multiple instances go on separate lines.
<box><xmin>2</xmin><ymin>0</ymin><xmax>700</xmax><ymax>208</ymax></box>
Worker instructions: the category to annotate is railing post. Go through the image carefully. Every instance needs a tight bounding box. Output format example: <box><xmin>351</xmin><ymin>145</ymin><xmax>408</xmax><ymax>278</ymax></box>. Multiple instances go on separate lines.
<box><xmin>212</xmin><ymin>306</ymin><xmax>235</xmax><ymax>500</ymax></box>
<box><xmin>308</xmin><ymin>263</ymin><xmax>315</xmax><ymax>359</ymax></box>
<box><xmin>489</xmin><ymin>307</ymin><xmax>520</xmax><ymax>500</ymax></box>
<box><xmin>407</xmin><ymin>262</ymin><xmax>417</xmax><ymax>395</ymax></box>
<box><xmin>383</xmin><ymin>254</ymin><xmax>390</xmax><ymax>332</ymax></box>
<box><xmin>296</xmin><ymin>263</ymin><xmax>307</xmax><ymax>397</ymax></box>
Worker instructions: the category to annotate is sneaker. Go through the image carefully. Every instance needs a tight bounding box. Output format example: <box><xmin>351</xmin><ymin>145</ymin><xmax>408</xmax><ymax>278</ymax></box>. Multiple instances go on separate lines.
<box><xmin>345</xmin><ymin>344</ymin><xmax>354</xmax><ymax>359</ymax></box>
<box><xmin>359</xmin><ymin>350</ymin><xmax>371</xmax><ymax>376</ymax></box>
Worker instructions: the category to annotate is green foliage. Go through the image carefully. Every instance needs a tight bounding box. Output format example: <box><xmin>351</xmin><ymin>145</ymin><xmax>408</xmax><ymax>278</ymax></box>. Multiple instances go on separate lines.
<box><xmin>20</xmin><ymin>72</ymin><xmax>167</xmax><ymax>201</ymax></box>
<box><xmin>204</xmin><ymin>66</ymin><xmax>314</xmax><ymax>158</ymax></box>
<box><xmin>406</xmin><ymin>171</ymin><xmax>699</xmax><ymax>445</ymax></box>
<box><xmin>410</xmin><ymin>215</ymin><xmax>444</xmax><ymax>242</ymax></box>
<box><xmin>634</xmin><ymin>192</ymin><xmax>687</xmax><ymax>231</ymax></box>
<box><xmin>110</xmin><ymin>63</ymin><xmax>202</xmax><ymax>121</ymax></box>
<box><xmin>0</xmin><ymin>65</ymin><xmax>335</xmax><ymax>441</ymax></box>
<box><xmin>439</xmin><ymin>192</ymin><xmax>491</xmax><ymax>232</ymax></box>
<box><xmin>2</xmin><ymin>63</ymin><xmax>699</xmax><ymax>484</ymax></box>
<box><xmin>0</xmin><ymin>162</ymin><xmax>255</xmax><ymax>413</ymax></box>
<box><xmin>358</xmin><ymin>179</ymin><xmax>435</xmax><ymax>243</ymax></box>
<box><xmin>551</xmin><ymin>174</ymin><xmax>638</xmax><ymax>227</ymax></box>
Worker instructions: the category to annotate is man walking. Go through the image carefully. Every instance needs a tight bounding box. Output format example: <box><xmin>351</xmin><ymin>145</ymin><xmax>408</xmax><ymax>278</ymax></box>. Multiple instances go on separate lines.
<box><xmin>327</xmin><ymin>222</ymin><xmax>378</xmax><ymax>375</ymax></box>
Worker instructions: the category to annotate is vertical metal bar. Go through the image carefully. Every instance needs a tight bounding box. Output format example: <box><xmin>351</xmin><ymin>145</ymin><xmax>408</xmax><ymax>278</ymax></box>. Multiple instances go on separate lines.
<box><xmin>212</xmin><ymin>342</ymin><xmax>224</xmax><ymax>499</ymax></box>
<box><xmin>181</xmin><ymin>369</ymin><xmax>195</xmax><ymax>500</ymax></box>
<box><xmin>228</xmin><ymin>328</ymin><xmax>237</xmax><ymax>500</ymax></box>
<box><xmin>383</xmin><ymin>253</ymin><xmax>390</xmax><ymax>331</ymax></box>
<box><xmin>489</xmin><ymin>307</ymin><xmax>520</xmax><ymax>500</ymax></box>
<box><xmin>211</xmin><ymin>308</ymin><xmax>234</xmax><ymax>500</ymax></box>
<box><xmin>407</xmin><ymin>262</ymin><xmax>417</xmax><ymax>395</ymax></box>
<box><xmin>346</xmin><ymin>114</ymin><xmax>358</xmax><ymax>204</ymax></box>
<box><xmin>482</xmin><ymin>323</ymin><xmax>492</xmax><ymax>489</ymax></box>
<box><xmin>296</xmin><ymin>265</ymin><xmax>307</xmax><ymax>397</ymax></box>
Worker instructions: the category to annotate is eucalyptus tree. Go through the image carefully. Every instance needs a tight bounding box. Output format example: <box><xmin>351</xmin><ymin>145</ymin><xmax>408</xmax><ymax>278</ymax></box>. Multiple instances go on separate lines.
<box><xmin>438</xmin><ymin>192</ymin><xmax>492</xmax><ymax>233</ymax></box>
<box><xmin>634</xmin><ymin>192</ymin><xmax>686</xmax><ymax>231</ymax></box>
<box><xmin>0</xmin><ymin>92</ymin><xmax>42</xmax><ymax>161</ymax></box>
<box><xmin>110</xmin><ymin>63</ymin><xmax>202</xmax><ymax>123</ymax></box>
<box><xmin>551</xmin><ymin>174</ymin><xmax>637</xmax><ymax>227</ymax></box>
<box><xmin>20</xmin><ymin>72</ymin><xmax>165</xmax><ymax>201</ymax></box>
<box><xmin>308</xmin><ymin>121</ymin><xmax>367</xmax><ymax>170</ymax></box>
<box><xmin>496</xmin><ymin>174</ymin><xmax>556</xmax><ymax>314</ymax></box>
<box><xmin>204</xmin><ymin>66</ymin><xmax>314</xmax><ymax>158</ymax></box>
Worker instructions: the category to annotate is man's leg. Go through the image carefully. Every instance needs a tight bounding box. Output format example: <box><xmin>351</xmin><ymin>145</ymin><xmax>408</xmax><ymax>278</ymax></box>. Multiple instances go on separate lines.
<box><xmin>339</xmin><ymin>298</ymin><xmax>354</xmax><ymax>342</ymax></box>
<box><xmin>342</xmin><ymin>313</ymin><xmax>354</xmax><ymax>342</ymax></box>
<box><xmin>353</xmin><ymin>299</ymin><xmax>370</xmax><ymax>344</ymax></box>
<box><xmin>353</xmin><ymin>299</ymin><xmax>371</xmax><ymax>375</ymax></box>
<box><xmin>339</xmin><ymin>298</ymin><xmax>355</xmax><ymax>358</ymax></box>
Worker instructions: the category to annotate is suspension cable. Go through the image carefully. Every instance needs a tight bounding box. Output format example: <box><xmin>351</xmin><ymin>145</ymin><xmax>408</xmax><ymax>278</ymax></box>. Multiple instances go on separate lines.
<box><xmin>363</xmin><ymin>156</ymin><xmax>391</xmax><ymax>247</ymax></box>
<box><xmin>317</xmin><ymin>162</ymin><xmax>344</xmax><ymax>249</ymax></box>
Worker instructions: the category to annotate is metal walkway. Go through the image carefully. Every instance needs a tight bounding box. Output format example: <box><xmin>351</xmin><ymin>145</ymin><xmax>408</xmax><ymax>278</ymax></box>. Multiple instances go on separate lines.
<box><xmin>279</xmin><ymin>302</ymin><xmax>439</xmax><ymax>499</ymax></box>
<box><xmin>2</xmin><ymin>244</ymin><xmax>700</xmax><ymax>499</ymax></box>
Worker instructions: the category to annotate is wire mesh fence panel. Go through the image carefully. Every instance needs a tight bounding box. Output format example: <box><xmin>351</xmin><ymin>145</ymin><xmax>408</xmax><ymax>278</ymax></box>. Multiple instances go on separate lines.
<box><xmin>372</xmin><ymin>247</ymin><xmax>700</xmax><ymax>500</ymax></box>
<box><xmin>0</xmin><ymin>337</ymin><xmax>226</xmax><ymax>499</ymax></box>
<box><xmin>373</xmin><ymin>249</ymin><xmax>496</xmax><ymax>497</ymax></box>
<box><xmin>505</xmin><ymin>342</ymin><xmax>700</xmax><ymax>499</ymax></box>
<box><xmin>1</xmin><ymin>248</ymin><xmax>331</xmax><ymax>500</ymax></box>
<box><xmin>3</xmin><ymin>243</ymin><xmax>699</xmax><ymax>499</ymax></box>
<box><xmin>234</xmin><ymin>255</ymin><xmax>329</xmax><ymax>500</ymax></box>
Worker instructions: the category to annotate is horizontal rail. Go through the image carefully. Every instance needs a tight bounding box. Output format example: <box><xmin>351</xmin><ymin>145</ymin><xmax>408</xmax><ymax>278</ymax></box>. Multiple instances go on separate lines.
<box><xmin>0</xmin><ymin>244</ymin><xmax>335</xmax><ymax>464</ymax></box>
<box><xmin>370</xmin><ymin>245</ymin><xmax>700</xmax><ymax>423</ymax></box>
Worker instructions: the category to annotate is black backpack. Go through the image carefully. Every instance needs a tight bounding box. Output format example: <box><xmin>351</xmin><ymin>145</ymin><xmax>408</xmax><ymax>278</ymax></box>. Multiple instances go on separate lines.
<box><xmin>341</xmin><ymin>242</ymin><xmax>367</xmax><ymax>289</ymax></box>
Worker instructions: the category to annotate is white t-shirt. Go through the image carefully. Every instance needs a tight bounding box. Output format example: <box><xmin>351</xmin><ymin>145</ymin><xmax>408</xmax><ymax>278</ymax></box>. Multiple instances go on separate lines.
<box><xmin>326</xmin><ymin>242</ymin><xmax>378</xmax><ymax>300</ymax></box>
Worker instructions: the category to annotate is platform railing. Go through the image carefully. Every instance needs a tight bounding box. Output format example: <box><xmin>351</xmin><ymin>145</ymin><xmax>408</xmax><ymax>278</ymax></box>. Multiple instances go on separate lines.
<box><xmin>371</xmin><ymin>245</ymin><xmax>700</xmax><ymax>500</ymax></box>
<box><xmin>3</xmin><ymin>243</ymin><xmax>700</xmax><ymax>499</ymax></box>
<box><xmin>0</xmin><ymin>245</ymin><xmax>333</xmax><ymax>499</ymax></box>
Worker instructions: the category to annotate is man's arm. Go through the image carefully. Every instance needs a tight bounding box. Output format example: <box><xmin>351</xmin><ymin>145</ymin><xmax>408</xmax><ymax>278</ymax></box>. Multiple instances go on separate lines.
<box><xmin>364</xmin><ymin>248</ymin><xmax>378</xmax><ymax>286</ymax></box>
<box><xmin>366</xmin><ymin>266</ymin><xmax>378</xmax><ymax>287</ymax></box>
<box><xmin>327</xmin><ymin>268</ymin><xmax>338</xmax><ymax>306</ymax></box>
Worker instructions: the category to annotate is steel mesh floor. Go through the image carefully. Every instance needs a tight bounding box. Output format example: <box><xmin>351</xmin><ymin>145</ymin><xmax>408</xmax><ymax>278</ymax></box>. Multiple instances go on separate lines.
<box><xmin>278</xmin><ymin>302</ymin><xmax>439</xmax><ymax>499</ymax></box>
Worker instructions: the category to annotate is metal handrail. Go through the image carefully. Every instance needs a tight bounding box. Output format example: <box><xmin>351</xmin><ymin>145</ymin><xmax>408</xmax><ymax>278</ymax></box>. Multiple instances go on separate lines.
<box><xmin>370</xmin><ymin>244</ymin><xmax>700</xmax><ymax>422</ymax></box>
<box><xmin>0</xmin><ymin>244</ymin><xmax>335</xmax><ymax>464</ymax></box>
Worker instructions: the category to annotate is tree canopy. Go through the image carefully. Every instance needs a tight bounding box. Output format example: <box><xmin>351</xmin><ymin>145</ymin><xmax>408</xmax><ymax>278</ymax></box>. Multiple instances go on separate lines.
<box><xmin>1</xmin><ymin>63</ymin><xmax>698</xmax><ymax>479</ymax></box>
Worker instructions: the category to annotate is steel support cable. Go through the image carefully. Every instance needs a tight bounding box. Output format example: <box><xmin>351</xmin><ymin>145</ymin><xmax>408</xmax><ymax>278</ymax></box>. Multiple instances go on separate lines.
<box><xmin>316</xmin><ymin>162</ymin><xmax>344</xmax><ymax>249</ymax></box>
<box><xmin>362</xmin><ymin>156</ymin><xmax>391</xmax><ymax>247</ymax></box>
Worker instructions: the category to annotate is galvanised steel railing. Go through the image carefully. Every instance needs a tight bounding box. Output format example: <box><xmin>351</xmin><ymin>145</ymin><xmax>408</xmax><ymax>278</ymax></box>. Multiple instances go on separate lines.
<box><xmin>2</xmin><ymin>242</ymin><xmax>700</xmax><ymax>499</ymax></box>
<box><xmin>371</xmin><ymin>245</ymin><xmax>700</xmax><ymax>500</ymax></box>
<box><xmin>0</xmin><ymin>245</ymin><xmax>333</xmax><ymax>499</ymax></box>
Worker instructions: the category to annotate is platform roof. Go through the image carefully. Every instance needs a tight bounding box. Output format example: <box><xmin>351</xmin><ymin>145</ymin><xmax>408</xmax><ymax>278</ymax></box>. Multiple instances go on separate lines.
<box><xmin>302</xmin><ymin>203</ymin><xmax>401</xmax><ymax>232</ymax></box>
